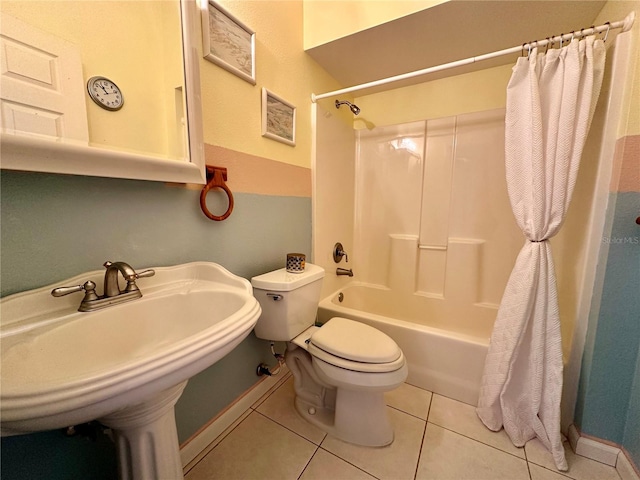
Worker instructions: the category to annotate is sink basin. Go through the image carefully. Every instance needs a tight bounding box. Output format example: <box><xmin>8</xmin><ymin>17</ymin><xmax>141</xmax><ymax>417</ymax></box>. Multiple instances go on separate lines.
<box><xmin>0</xmin><ymin>262</ymin><xmax>261</xmax><ymax>479</ymax></box>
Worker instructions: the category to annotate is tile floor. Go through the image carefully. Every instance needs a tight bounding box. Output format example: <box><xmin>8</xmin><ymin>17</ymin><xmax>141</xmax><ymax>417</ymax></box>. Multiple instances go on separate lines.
<box><xmin>185</xmin><ymin>373</ymin><xmax>621</xmax><ymax>480</ymax></box>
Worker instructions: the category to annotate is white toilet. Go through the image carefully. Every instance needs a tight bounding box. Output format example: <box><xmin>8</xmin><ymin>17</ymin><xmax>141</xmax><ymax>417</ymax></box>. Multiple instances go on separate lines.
<box><xmin>251</xmin><ymin>264</ymin><xmax>408</xmax><ymax>447</ymax></box>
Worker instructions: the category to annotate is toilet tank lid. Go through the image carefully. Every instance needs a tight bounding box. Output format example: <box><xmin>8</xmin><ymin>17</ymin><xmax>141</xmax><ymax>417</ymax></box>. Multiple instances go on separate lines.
<box><xmin>251</xmin><ymin>263</ymin><xmax>325</xmax><ymax>291</ymax></box>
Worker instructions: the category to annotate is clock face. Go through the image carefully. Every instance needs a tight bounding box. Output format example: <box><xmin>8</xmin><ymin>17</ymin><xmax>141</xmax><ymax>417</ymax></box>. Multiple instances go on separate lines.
<box><xmin>87</xmin><ymin>76</ymin><xmax>124</xmax><ymax>111</ymax></box>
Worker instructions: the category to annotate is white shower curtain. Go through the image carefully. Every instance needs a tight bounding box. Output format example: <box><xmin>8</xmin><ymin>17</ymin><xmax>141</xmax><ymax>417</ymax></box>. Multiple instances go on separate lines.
<box><xmin>476</xmin><ymin>36</ymin><xmax>606</xmax><ymax>471</ymax></box>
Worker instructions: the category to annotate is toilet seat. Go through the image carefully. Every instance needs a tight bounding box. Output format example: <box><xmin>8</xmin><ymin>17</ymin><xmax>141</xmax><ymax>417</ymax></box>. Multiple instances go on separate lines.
<box><xmin>309</xmin><ymin>344</ymin><xmax>406</xmax><ymax>373</ymax></box>
<box><xmin>307</xmin><ymin>317</ymin><xmax>405</xmax><ymax>374</ymax></box>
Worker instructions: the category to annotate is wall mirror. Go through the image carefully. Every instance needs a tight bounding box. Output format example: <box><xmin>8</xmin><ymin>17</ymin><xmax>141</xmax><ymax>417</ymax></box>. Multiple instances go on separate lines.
<box><xmin>0</xmin><ymin>0</ymin><xmax>205</xmax><ymax>184</ymax></box>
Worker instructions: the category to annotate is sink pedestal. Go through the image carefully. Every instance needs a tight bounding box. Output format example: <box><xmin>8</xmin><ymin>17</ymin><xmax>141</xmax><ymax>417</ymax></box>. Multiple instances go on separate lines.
<box><xmin>99</xmin><ymin>381</ymin><xmax>188</xmax><ymax>480</ymax></box>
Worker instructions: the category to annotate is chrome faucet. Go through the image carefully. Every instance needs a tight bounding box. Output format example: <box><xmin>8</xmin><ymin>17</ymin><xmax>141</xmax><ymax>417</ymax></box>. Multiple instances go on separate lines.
<box><xmin>336</xmin><ymin>268</ymin><xmax>354</xmax><ymax>277</ymax></box>
<box><xmin>51</xmin><ymin>261</ymin><xmax>155</xmax><ymax>312</ymax></box>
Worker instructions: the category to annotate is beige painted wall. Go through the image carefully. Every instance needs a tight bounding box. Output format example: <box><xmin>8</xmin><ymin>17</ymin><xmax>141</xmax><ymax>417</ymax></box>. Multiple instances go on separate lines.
<box><xmin>1</xmin><ymin>1</ymin><xmax>184</xmax><ymax>158</ymax></box>
<box><xmin>201</xmin><ymin>0</ymin><xmax>344</xmax><ymax>169</ymax></box>
<box><xmin>303</xmin><ymin>0</ymin><xmax>446</xmax><ymax>49</ymax></box>
<box><xmin>349</xmin><ymin>2</ymin><xmax>638</xmax><ymax>132</ymax></box>
<box><xmin>354</xmin><ymin>63</ymin><xmax>513</xmax><ymax>126</ymax></box>
<box><xmin>592</xmin><ymin>1</ymin><xmax>640</xmax><ymax>138</ymax></box>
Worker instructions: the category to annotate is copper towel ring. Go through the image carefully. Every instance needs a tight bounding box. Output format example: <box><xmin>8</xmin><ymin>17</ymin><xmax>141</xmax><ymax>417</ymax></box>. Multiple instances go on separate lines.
<box><xmin>200</xmin><ymin>166</ymin><xmax>234</xmax><ymax>221</ymax></box>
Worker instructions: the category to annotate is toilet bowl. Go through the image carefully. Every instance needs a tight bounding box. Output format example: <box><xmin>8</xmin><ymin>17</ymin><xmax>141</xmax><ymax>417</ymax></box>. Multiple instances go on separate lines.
<box><xmin>251</xmin><ymin>265</ymin><xmax>408</xmax><ymax>447</ymax></box>
<box><xmin>287</xmin><ymin>318</ymin><xmax>408</xmax><ymax>446</ymax></box>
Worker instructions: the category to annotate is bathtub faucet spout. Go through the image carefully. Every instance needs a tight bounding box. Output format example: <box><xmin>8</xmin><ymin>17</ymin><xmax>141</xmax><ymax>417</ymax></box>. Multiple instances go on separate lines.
<box><xmin>336</xmin><ymin>268</ymin><xmax>353</xmax><ymax>277</ymax></box>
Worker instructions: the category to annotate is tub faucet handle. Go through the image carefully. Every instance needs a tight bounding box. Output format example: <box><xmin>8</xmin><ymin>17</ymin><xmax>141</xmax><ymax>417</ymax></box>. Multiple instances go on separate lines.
<box><xmin>333</xmin><ymin>242</ymin><xmax>349</xmax><ymax>263</ymax></box>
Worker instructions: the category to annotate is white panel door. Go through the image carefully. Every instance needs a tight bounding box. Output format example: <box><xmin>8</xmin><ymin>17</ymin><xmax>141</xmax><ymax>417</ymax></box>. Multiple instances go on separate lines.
<box><xmin>0</xmin><ymin>13</ymin><xmax>88</xmax><ymax>142</ymax></box>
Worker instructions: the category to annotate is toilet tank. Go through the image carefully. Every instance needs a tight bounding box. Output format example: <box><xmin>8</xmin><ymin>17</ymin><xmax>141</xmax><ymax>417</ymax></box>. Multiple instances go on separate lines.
<box><xmin>251</xmin><ymin>264</ymin><xmax>325</xmax><ymax>341</ymax></box>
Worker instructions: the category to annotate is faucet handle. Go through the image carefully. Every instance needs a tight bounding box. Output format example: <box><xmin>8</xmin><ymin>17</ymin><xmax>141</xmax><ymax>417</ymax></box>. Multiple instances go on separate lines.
<box><xmin>51</xmin><ymin>284</ymin><xmax>84</xmax><ymax>297</ymax></box>
<box><xmin>52</xmin><ymin>281</ymin><xmax>99</xmax><ymax>301</ymax></box>
<box><xmin>333</xmin><ymin>242</ymin><xmax>349</xmax><ymax>263</ymax></box>
<box><xmin>123</xmin><ymin>269</ymin><xmax>155</xmax><ymax>293</ymax></box>
<box><xmin>135</xmin><ymin>269</ymin><xmax>155</xmax><ymax>279</ymax></box>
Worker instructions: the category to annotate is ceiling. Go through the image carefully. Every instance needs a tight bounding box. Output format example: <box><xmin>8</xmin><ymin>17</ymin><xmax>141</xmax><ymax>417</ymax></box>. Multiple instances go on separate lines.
<box><xmin>306</xmin><ymin>1</ymin><xmax>607</xmax><ymax>96</ymax></box>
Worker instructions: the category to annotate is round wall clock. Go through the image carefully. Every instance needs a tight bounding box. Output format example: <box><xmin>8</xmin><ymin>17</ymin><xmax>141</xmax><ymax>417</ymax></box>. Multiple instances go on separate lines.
<box><xmin>87</xmin><ymin>76</ymin><xmax>124</xmax><ymax>111</ymax></box>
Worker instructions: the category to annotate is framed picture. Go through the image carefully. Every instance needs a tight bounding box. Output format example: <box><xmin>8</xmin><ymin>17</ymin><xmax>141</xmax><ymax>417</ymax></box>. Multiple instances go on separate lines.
<box><xmin>201</xmin><ymin>0</ymin><xmax>255</xmax><ymax>85</ymax></box>
<box><xmin>261</xmin><ymin>88</ymin><xmax>296</xmax><ymax>146</ymax></box>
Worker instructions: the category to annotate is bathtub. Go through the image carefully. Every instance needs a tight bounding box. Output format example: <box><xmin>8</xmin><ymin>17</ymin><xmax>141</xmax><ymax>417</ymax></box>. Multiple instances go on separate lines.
<box><xmin>317</xmin><ymin>283</ymin><xmax>495</xmax><ymax>406</ymax></box>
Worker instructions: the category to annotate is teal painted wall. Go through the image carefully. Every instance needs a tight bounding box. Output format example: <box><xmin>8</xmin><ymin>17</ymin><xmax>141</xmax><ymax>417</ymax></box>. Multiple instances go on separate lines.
<box><xmin>575</xmin><ymin>191</ymin><xmax>640</xmax><ymax>467</ymax></box>
<box><xmin>0</xmin><ymin>170</ymin><xmax>312</xmax><ymax>479</ymax></box>
<box><xmin>1</xmin><ymin>171</ymin><xmax>311</xmax><ymax>296</ymax></box>
<box><xmin>624</xmin><ymin>346</ymin><xmax>640</xmax><ymax>466</ymax></box>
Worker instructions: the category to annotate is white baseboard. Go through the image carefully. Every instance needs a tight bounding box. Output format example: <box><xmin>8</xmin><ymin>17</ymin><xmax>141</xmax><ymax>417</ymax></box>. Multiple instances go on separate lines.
<box><xmin>568</xmin><ymin>424</ymin><xmax>639</xmax><ymax>480</ymax></box>
<box><xmin>618</xmin><ymin>451</ymin><xmax>640</xmax><ymax>480</ymax></box>
<box><xmin>180</xmin><ymin>367</ymin><xmax>290</xmax><ymax>469</ymax></box>
<box><xmin>568</xmin><ymin>424</ymin><xmax>619</xmax><ymax>466</ymax></box>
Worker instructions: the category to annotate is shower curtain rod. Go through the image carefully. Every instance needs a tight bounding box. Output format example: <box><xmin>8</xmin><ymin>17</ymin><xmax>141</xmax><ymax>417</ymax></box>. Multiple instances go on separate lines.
<box><xmin>311</xmin><ymin>11</ymin><xmax>635</xmax><ymax>102</ymax></box>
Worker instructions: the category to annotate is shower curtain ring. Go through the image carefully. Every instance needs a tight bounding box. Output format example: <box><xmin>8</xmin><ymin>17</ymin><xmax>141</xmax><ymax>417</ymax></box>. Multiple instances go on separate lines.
<box><xmin>544</xmin><ymin>38</ymin><xmax>551</xmax><ymax>53</ymax></box>
<box><xmin>603</xmin><ymin>22</ymin><xmax>611</xmax><ymax>42</ymax></box>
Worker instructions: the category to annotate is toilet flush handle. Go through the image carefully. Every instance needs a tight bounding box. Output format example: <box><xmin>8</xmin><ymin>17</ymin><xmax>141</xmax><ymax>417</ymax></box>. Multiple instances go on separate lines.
<box><xmin>266</xmin><ymin>293</ymin><xmax>283</xmax><ymax>301</ymax></box>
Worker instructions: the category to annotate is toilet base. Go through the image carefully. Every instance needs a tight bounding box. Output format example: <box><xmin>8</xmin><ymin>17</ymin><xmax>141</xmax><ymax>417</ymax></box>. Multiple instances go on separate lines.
<box><xmin>285</xmin><ymin>344</ymin><xmax>396</xmax><ymax>447</ymax></box>
<box><xmin>294</xmin><ymin>388</ymin><xmax>394</xmax><ymax>447</ymax></box>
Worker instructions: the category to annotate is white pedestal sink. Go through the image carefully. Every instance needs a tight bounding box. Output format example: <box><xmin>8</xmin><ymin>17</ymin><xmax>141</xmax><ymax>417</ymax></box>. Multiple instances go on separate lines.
<box><xmin>0</xmin><ymin>262</ymin><xmax>261</xmax><ymax>479</ymax></box>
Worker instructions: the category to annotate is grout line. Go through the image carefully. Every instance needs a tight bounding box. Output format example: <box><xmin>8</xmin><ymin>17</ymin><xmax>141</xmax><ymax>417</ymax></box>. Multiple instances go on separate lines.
<box><xmin>528</xmin><ymin>462</ymin><xmax>586</xmax><ymax>480</ymax></box>
<box><xmin>525</xmin><ymin>443</ymin><xmax>618</xmax><ymax>480</ymax></box>
<box><xmin>183</xmin><ymin>408</ymin><xmax>252</xmax><ymax>475</ymax></box>
<box><xmin>425</xmin><ymin>420</ymin><xmax>528</xmax><ymax>461</ymax></box>
<box><xmin>387</xmin><ymin>404</ymin><xmax>429</xmax><ymax>422</ymax></box>
<box><xmin>317</xmin><ymin>446</ymin><xmax>383</xmax><ymax>480</ymax></box>
<box><xmin>525</xmin><ymin>440</ymin><xmax>619</xmax><ymax>480</ymax></box>
<box><xmin>182</xmin><ymin>370</ymin><xmax>294</xmax><ymax>473</ymax></box>
<box><xmin>425</xmin><ymin>392</ymin><xmax>434</xmax><ymax>421</ymax></box>
<box><xmin>185</xmin><ymin>371</ymin><xmax>293</xmax><ymax>475</ymax></box>
<box><xmin>413</xmin><ymin>415</ymin><xmax>429</xmax><ymax>480</ymax></box>
<box><xmin>430</xmin><ymin>391</ymin><xmax>476</xmax><ymax>408</ymax></box>
<box><xmin>428</xmin><ymin>393</ymin><xmax>531</xmax><ymax>464</ymax></box>
<box><xmin>523</xmin><ymin>441</ymin><xmax>533</xmax><ymax>480</ymax></box>
<box><xmin>253</xmin><ymin>409</ymin><xmax>326</xmax><ymax>447</ymax></box>
<box><xmin>411</xmin><ymin>391</ymin><xmax>433</xmax><ymax>479</ymax></box>
<box><xmin>539</xmin><ymin>467</ymin><xmax>585</xmax><ymax>480</ymax></box>
<box><xmin>296</xmin><ymin>444</ymin><xmax>320</xmax><ymax>480</ymax></box>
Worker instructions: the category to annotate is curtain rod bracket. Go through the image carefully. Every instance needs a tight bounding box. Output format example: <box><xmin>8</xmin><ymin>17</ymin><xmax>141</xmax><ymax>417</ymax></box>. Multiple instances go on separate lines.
<box><xmin>622</xmin><ymin>11</ymin><xmax>635</xmax><ymax>32</ymax></box>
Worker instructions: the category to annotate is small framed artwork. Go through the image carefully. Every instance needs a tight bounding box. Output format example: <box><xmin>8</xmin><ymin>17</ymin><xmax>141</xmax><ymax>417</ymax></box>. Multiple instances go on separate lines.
<box><xmin>261</xmin><ymin>88</ymin><xmax>296</xmax><ymax>146</ymax></box>
<box><xmin>201</xmin><ymin>0</ymin><xmax>255</xmax><ymax>85</ymax></box>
